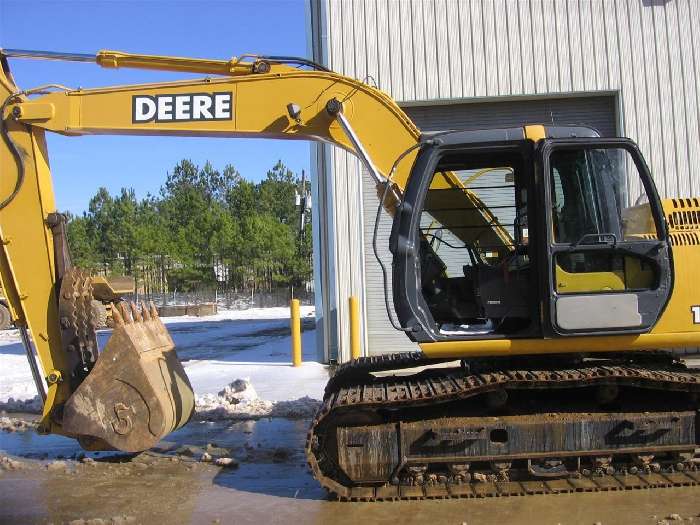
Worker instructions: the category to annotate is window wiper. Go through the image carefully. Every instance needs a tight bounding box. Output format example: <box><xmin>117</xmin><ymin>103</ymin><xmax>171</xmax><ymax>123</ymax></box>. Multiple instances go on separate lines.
<box><xmin>568</xmin><ymin>232</ymin><xmax>617</xmax><ymax>251</ymax></box>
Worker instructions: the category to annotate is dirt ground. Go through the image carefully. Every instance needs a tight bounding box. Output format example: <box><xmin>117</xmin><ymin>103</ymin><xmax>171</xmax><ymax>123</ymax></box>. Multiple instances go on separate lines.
<box><xmin>2</xmin><ymin>415</ymin><xmax>700</xmax><ymax>525</ymax></box>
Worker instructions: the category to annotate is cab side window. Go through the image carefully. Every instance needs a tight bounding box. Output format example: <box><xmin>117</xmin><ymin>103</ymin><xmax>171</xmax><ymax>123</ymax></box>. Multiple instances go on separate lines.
<box><xmin>549</xmin><ymin>147</ymin><xmax>660</xmax><ymax>294</ymax></box>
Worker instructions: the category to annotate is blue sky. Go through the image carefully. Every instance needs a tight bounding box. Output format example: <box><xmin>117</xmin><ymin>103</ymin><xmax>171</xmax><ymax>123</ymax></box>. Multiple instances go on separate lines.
<box><xmin>0</xmin><ymin>0</ymin><xmax>311</xmax><ymax>213</ymax></box>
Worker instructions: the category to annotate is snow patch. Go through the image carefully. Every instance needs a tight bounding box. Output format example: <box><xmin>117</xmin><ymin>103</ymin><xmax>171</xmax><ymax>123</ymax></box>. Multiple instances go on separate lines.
<box><xmin>195</xmin><ymin>379</ymin><xmax>320</xmax><ymax>420</ymax></box>
<box><xmin>162</xmin><ymin>305</ymin><xmax>315</xmax><ymax>325</ymax></box>
<box><xmin>0</xmin><ymin>307</ymin><xmax>328</xmax><ymax>420</ymax></box>
<box><xmin>195</xmin><ymin>379</ymin><xmax>273</xmax><ymax>419</ymax></box>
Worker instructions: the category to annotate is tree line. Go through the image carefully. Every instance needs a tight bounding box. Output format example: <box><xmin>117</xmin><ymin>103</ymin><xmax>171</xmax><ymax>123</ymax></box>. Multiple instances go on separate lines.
<box><xmin>66</xmin><ymin>159</ymin><xmax>313</xmax><ymax>296</ymax></box>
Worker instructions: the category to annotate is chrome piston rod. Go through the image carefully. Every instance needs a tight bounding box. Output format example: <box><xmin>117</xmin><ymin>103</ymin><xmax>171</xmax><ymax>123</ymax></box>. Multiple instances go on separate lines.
<box><xmin>19</xmin><ymin>327</ymin><xmax>46</xmax><ymax>402</ymax></box>
<box><xmin>0</xmin><ymin>49</ymin><xmax>95</xmax><ymax>62</ymax></box>
<box><xmin>327</xmin><ymin>99</ymin><xmax>402</xmax><ymax>203</ymax></box>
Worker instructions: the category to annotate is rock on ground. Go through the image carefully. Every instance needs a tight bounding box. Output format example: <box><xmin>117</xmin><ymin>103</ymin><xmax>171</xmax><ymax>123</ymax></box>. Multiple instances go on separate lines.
<box><xmin>174</xmin><ymin>445</ymin><xmax>205</xmax><ymax>458</ymax></box>
<box><xmin>46</xmin><ymin>460</ymin><xmax>68</xmax><ymax>471</ymax></box>
<box><xmin>67</xmin><ymin>516</ymin><xmax>136</xmax><ymax>525</ymax></box>
<box><xmin>0</xmin><ymin>455</ymin><xmax>25</xmax><ymax>471</ymax></box>
<box><xmin>0</xmin><ymin>415</ymin><xmax>36</xmax><ymax>432</ymax></box>
<box><xmin>214</xmin><ymin>457</ymin><xmax>239</xmax><ymax>468</ymax></box>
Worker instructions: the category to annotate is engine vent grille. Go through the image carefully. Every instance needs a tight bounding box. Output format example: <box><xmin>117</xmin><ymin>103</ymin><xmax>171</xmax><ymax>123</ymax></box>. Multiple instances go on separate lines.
<box><xmin>669</xmin><ymin>232</ymin><xmax>700</xmax><ymax>246</ymax></box>
<box><xmin>664</xmin><ymin>198</ymin><xmax>700</xmax><ymax>233</ymax></box>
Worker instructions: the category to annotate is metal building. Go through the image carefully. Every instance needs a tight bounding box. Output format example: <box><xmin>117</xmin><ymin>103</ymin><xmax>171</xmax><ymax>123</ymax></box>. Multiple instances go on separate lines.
<box><xmin>306</xmin><ymin>0</ymin><xmax>700</xmax><ymax>363</ymax></box>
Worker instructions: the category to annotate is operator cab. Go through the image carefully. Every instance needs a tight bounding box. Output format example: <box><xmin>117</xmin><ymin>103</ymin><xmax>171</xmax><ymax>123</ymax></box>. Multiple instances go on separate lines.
<box><xmin>391</xmin><ymin>125</ymin><xmax>672</xmax><ymax>343</ymax></box>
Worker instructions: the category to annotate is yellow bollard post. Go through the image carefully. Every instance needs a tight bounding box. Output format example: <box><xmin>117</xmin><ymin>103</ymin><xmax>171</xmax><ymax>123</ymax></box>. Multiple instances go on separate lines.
<box><xmin>349</xmin><ymin>296</ymin><xmax>361</xmax><ymax>360</ymax></box>
<box><xmin>291</xmin><ymin>299</ymin><xmax>302</xmax><ymax>367</ymax></box>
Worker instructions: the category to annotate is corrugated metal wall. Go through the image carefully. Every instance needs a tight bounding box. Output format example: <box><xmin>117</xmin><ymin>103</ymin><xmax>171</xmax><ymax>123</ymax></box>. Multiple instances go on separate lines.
<box><xmin>312</xmin><ymin>0</ymin><xmax>700</xmax><ymax>360</ymax></box>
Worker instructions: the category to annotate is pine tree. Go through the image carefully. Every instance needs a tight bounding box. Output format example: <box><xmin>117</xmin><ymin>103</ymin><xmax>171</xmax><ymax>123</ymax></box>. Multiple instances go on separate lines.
<box><xmin>65</xmin><ymin>158</ymin><xmax>313</xmax><ymax>297</ymax></box>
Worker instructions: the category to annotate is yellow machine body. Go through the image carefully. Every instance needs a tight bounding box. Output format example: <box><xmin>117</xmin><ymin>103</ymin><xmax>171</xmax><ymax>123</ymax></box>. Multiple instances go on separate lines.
<box><xmin>1</xmin><ymin>49</ymin><xmax>699</xmax><ymax>446</ymax></box>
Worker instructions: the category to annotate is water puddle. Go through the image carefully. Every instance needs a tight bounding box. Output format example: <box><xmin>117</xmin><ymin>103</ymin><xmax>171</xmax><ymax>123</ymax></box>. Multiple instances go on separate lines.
<box><xmin>0</xmin><ymin>418</ymin><xmax>310</xmax><ymax>462</ymax></box>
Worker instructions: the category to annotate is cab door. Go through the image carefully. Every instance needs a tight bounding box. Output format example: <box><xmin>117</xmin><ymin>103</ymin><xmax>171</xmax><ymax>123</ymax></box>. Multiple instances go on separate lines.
<box><xmin>540</xmin><ymin>138</ymin><xmax>672</xmax><ymax>335</ymax></box>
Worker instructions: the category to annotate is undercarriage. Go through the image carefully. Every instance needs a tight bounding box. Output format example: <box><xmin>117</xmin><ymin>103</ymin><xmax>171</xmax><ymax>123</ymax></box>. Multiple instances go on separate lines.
<box><xmin>306</xmin><ymin>353</ymin><xmax>700</xmax><ymax>500</ymax></box>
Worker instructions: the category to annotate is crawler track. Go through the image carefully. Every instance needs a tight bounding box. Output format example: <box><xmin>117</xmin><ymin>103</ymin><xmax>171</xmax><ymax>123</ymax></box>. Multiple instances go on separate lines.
<box><xmin>306</xmin><ymin>353</ymin><xmax>700</xmax><ymax>501</ymax></box>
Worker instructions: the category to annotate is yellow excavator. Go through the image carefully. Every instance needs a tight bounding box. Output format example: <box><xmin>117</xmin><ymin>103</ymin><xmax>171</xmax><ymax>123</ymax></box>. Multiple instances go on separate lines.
<box><xmin>2</xmin><ymin>48</ymin><xmax>700</xmax><ymax>499</ymax></box>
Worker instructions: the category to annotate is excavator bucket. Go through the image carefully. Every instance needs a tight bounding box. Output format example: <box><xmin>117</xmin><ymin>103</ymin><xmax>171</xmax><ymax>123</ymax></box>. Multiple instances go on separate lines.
<box><xmin>62</xmin><ymin>301</ymin><xmax>194</xmax><ymax>452</ymax></box>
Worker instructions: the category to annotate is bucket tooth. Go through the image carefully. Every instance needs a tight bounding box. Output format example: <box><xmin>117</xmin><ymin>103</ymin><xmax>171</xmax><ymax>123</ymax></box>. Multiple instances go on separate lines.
<box><xmin>62</xmin><ymin>298</ymin><xmax>194</xmax><ymax>452</ymax></box>
<box><xmin>111</xmin><ymin>302</ymin><xmax>124</xmax><ymax>326</ymax></box>
<box><xmin>120</xmin><ymin>301</ymin><xmax>133</xmax><ymax>324</ymax></box>
<box><xmin>140</xmin><ymin>301</ymin><xmax>151</xmax><ymax>321</ymax></box>
<box><xmin>130</xmin><ymin>301</ymin><xmax>143</xmax><ymax>323</ymax></box>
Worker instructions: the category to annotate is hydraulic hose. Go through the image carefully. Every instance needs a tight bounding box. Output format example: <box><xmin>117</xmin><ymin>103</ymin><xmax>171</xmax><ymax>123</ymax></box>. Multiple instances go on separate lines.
<box><xmin>0</xmin><ymin>92</ymin><xmax>26</xmax><ymax>211</ymax></box>
<box><xmin>372</xmin><ymin>142</ymin><xmax>425</xmax><ymax>333</ymax></box>
<box><xmin>0</xmin><ymin>84</ymin><xmax>71</xmax><ymax>211</ymax></box>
